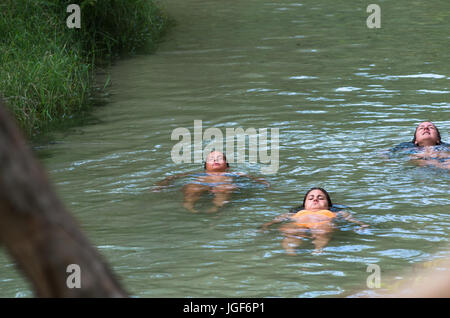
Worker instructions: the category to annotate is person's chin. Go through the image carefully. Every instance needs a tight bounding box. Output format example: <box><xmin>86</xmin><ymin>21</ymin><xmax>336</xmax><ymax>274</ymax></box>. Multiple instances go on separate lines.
<box><xmin>419</xmin><ymin>136</ymin><xmax>437</xmax><ymax>144</ymax></box>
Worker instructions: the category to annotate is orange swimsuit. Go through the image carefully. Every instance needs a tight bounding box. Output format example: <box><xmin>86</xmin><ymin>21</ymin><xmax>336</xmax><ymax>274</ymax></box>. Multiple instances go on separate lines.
<box><xmin>291</xmin><ymin>209</ymin><xmax>336</xmax><ymax>229</ymax></box>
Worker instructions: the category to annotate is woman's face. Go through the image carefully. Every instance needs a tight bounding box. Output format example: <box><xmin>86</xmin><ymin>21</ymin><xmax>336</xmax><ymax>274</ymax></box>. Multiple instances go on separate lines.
<box><xmin>415</xmin><ymin>122</ymin><xmax>439</xmax><ymax>146</ymax></box>
<box><xmin>304</xmin><ymin>189</ymin><xmax>329</xmax><ymax>210</ymax></box>
<box><xmin>205</xmin><ymin>151</ymin><xmax>228</xmax><ymax>171</ymax></box>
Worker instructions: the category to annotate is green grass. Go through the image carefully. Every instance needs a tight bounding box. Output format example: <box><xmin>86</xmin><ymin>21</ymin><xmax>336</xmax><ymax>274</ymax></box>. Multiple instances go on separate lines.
<box><xmin>0</xmin><ymin>0</ymin><xmax>169</xmax><ymax>137</ymax></box>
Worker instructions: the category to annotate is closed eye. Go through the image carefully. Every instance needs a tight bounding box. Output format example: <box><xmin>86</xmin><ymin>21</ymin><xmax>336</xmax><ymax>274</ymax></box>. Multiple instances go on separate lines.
<box><xmin>419</xmin><ymin>126</ymin><xmax>435</xmax><ymax>130</ymax></box>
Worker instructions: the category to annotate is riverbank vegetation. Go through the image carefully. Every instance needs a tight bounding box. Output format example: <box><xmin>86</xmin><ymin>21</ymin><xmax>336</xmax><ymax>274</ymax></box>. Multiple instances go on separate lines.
<box><xmin>0</xmin><ymin>0</ymin><xmax>169</xmax><ymax>137</ymax></box>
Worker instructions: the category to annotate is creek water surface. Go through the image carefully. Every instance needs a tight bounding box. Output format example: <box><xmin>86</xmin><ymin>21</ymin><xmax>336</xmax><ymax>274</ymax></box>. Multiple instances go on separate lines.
<box><xmin>1</xmin><ymin>0</ymin><xmax>449</xmax><ymax>297</ymax></box>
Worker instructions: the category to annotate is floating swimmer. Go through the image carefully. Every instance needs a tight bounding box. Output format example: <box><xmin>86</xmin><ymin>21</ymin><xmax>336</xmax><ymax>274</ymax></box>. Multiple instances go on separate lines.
<box><xmin>412</xmin><ymin>121</ymin><xmax>443</xmax><ymax>147</ymax></box>
<box><xmin>154</xmin><ymin>151</ymin><xmax>269</xmax><ymax>213</ymax></box>
<box><xmin>260</xmin><ymin>187</ymin><xmax>369</xmax><ymax>255</ymax></box>
<box><xmin>387</xmin><ymin>122</ymin><xmax>449</xmax><ymax>169</ymax></box>
<box><xmin>409</xmin><ymin>121</ymin><xmax>449</xmax><ymax>169</ymax></box>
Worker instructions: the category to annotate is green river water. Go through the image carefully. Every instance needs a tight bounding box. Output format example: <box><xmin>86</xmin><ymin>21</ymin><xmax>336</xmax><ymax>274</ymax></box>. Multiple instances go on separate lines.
<box><xmin>1</xmin><ymin>0</ymin><xmax>449</xmax><ymax>297</ymax></box>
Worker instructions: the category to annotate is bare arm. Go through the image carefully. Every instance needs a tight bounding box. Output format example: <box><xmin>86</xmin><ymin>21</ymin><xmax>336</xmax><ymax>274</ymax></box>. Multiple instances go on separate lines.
<box><xmin>410</xmin><ymin>149</ymin><xmax>450</xmax><ymax>169</ymax></box>
<box><xmin>337</xmin><ymin>211</ymin><xmax>369</xmax><ymax>230</ymax></box>
<box><xmin>410</xmin><ymin>157</ymin><xmax>450</xmax><ymax>170</ymax></box>
<box><xmin>259</xmin><ymin>213</ymin><xmax>292</xmax><ymax>231</ymax></box>
<box><xmin>237</xmin><ymin>172</ymin><xmax>270</xmax><ymax>187</ymax></box>
<box><xmin>379</xmin><ymin>148</ymin><xmax>392</xmax><ymax>159</ymax></box>
<box><xmin>153</xmin><ymin>172</ymin><xmax>193</xmax><ymax>191</ymax></box>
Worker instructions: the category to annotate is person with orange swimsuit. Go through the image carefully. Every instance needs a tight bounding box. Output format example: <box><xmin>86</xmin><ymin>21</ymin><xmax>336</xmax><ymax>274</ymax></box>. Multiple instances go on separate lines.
<box><xmin>260</xmin><ymin>188</ymin><xmax>369</xmax><ymax>255</ymax></box>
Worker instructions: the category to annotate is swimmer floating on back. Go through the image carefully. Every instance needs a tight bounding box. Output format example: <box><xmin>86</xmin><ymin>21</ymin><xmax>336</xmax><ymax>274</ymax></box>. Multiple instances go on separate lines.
<box><xmin>154</xmin><ymin>151</ymin><xmax>269</xmax><ymax>213</ymax></box>
<box><xmin>409</xmin><ymin>121</ymin><xmax>449</xmax><ymax>169</ymax></box>
<box><xmin>260</xmin><ymin>187</ymin><xmax>369</xmax><ymax>255</ymax></box>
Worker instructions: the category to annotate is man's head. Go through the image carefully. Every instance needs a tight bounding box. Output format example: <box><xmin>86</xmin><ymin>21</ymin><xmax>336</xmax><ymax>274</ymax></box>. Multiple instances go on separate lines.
<box><xmin>412</xmin><ymin>122</ymin><xmax>441</xmax><ymax>146</ymax></box>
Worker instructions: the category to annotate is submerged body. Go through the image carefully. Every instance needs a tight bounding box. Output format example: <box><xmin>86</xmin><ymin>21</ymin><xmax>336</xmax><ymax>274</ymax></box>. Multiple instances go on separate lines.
<box><xmin>406</xmin><ymin>121</ymin><xmax>449</xmax><ymax>169</ymax></box>
<box><xmin>182</xmin><ymin>172</ymin><xmax>238</xmax><ymax>213</ymax></box>
<box><xmin>279</xmin><ymin>209</ymin><xmax>337</xmax><ymax>255</ymax></box>
<box><xmin>155</xmin><ymin>151</ymin><xmax>269</xmax><ymax>213</ymax></box>
<box><xmin>409</xmin><ymin>146</ymin><xmax>450</xmax><ymax>170</ymax></box>
<box><xmin>261</xmin><ymin>188</ymin><xmax>368</xmax><ymax>255</ymax></box>
<box><xmin>290</xmin><ymin>209</ymin><xmax>336</xmax><ymax>228</ymax></box>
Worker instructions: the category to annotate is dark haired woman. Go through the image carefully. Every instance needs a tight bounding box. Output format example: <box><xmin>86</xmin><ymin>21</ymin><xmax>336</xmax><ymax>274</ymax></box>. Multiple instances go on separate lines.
<box><xmin>260</xmin><ymin>188</ymin><xmax>368</xmax><ymax>255</ymax></box>
<box><xmin>409</xmin><ymin>122</ymin><xmax>449</xmax><ymax>169</ymax></box>
<box><xmin>412</xmin><ymin>121</ymin><xmax>442</xmax><ymax>146</ymax></box>
<box><xmin>387</xmin><ymin>121</ymin><xmax>449</xmax><ymax>169</ymax></box>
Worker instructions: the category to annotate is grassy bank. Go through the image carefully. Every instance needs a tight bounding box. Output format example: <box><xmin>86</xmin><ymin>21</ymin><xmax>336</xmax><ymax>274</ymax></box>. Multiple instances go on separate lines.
<box><xmin>0</xmin><ymin>0</ymin><xmax>169</xmax><ymax>137</ymax></box>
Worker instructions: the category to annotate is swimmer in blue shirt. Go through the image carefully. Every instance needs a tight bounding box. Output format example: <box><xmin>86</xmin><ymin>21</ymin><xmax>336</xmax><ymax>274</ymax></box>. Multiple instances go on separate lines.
<box><xmin>387</xmin><ymin>122</ymin><xmax>449</xmax><ymax>169</ymax></box>
<box><xmin>154</xmin><ymin>151</ymin><xmax>269</xmax><ymax>213</ymax></box>
<box><xmin>409</xmin><ymin>122</ymin><xmax>449</xmax><ymax>169</ymax></box>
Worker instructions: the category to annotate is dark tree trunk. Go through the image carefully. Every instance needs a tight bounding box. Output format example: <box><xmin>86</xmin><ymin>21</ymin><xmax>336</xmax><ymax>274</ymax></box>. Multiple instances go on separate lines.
<box><xmin>0</xmin><ymin>98</ymin><xmax>127</xmax><ymax>297</ymax></box>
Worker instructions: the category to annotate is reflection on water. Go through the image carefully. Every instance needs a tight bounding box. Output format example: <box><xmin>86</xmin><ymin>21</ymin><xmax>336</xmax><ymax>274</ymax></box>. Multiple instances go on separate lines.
<box><xmin>1</xmin><ymin>0</ymin><xmax>449</xmax><ymax>297</ymax></box>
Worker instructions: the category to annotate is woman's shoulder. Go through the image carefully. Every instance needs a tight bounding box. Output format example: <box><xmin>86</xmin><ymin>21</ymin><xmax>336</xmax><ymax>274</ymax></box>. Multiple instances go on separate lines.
<box><xmin>288</xmin><ymin>205</ymin><xmax>303</xmax><ymax>214</ymax></box>
<box><xmin>388</xmin><ymin>142</ymin><xmax>418</xmax><ymax>157</ymax></box>
<box><xmin>295</xmin><ymin>209</ymin><xmax>335</xmax><ymax>215</ymax></box>
<box><xmin>435</xmin><ymin>142</ymin><xmax>450</xmax><ymax>151</ymax></box>
<box><xmin>389</xmin><ymin>141</ymin><xmax>449</xmax><ymax>153</ymax></box>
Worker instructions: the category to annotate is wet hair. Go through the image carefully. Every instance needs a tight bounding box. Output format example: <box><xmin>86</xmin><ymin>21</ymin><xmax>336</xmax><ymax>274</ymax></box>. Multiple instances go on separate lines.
<box><xmin>289</xmin><ymin>187</ymin><xmax>333</xmax><ymax>213</ymax></box>
<box><xmin>203</xmin><ymin>152</ymin><xmax>230</xmax><ymax>169</ymax></box>
<box><xmin>412</xmin><ymin>122</ymin><xmax>442</xmax><ymax>145</ymax></box>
